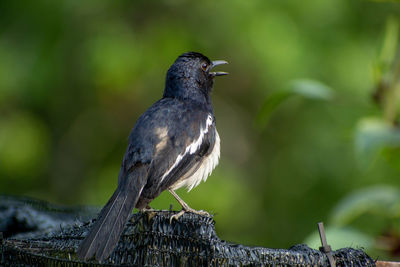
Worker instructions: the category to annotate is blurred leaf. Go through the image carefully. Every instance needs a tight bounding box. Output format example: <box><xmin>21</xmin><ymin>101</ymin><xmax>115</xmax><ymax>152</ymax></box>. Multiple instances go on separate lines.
<box><xmin>257</xmin><ymin>79</ymin><xmax>333</xmax><ymax>128</ymax></box>
<box><xmin>355</xmin><ymin>117</ymin><xmax>400</xmax><ymax>166</ymax></box>
<box><xmin>304</xmin><ymin>226</ymin><xmax>374</xmax><ymax>251</ymax></box>
<box><xmin>289</xmin><ymin>79</ymin><xmax>334</xmax><ymax>100</ymax></box>
<box><xmin>379</xmin><ymin>16</ymin><xmax>399</xmax><ymax>69</ymax></box>
<box><xmin>372</xmin><ymin>17</ymin><xmax>399</xmax><ymax>104</ymax></box>
<box><xmin>331</xmin><ymin>185</ymin><xmax>400</xmax><ymax>227</ymax></box>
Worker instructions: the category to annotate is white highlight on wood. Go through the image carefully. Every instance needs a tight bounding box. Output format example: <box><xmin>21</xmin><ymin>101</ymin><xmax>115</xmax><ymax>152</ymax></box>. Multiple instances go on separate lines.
<box><xmin>160</xmin><ymin>114</ymin><xmax>219</xmax><ymax>190</ymax></box>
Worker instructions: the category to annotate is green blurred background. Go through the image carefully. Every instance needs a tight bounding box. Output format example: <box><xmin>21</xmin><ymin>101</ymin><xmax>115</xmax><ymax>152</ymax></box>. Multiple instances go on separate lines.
<box><xmin>1</xmin><ymin>0</ymin><xmax>400</xmax><ymax>261</ymax></box>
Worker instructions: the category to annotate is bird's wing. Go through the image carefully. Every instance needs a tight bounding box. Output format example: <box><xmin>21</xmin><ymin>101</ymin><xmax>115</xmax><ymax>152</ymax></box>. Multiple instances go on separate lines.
<box><xmin>147</xmin><ymin>112</ymin><xmax>216</xmax><ymax>190</ymax></box>
<box><xmin>168</xmin><ymin>128</ymin><xmax>220</xmax><ymax>192</ymax></box>
<box><xmin>124</xmin><ymin>99</ymin><xmax>216</xmax><ymax>199</ymax></box>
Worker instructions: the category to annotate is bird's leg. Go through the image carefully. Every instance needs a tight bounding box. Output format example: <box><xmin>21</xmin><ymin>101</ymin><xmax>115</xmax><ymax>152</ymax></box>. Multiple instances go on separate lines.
<box><xmin>168</xmin><ymin>189</ymin><xmax>210</xmax><ymax>222</ymax></box>
<box><xmin>168</xmin><ymin>189</ymin><xmax>191</xmax><ymax>210</ymax></box>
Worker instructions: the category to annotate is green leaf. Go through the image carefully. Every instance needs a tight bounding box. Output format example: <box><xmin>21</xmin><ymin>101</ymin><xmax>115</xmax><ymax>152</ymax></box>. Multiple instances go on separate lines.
<box><xmin>354</xmin><ymin>117</ymin><xmax>400</xmax><ymax>166</ymax></box>
<box><xmin>330</xmin><ymin>185</ymin><xmax>400</xmax><ymax>227</ymax></box>
<box><xmin>304</xmin><ymin>226</ymin><xmax>374</xmax><ymax>251</ymax></box>
<box><xmin>380</xmin><ymin>17</ymin><xmax>399</xmax><ymax>67</ymax></box>
<box><xmin>289</xmin><ymin>79</ymin><xmax>334</xmax><ymax>100</ymax></box>
<box><xmin>256</xmin><ymin>79</ymin><xmax>333</xmax><ymax>128</ymax></box>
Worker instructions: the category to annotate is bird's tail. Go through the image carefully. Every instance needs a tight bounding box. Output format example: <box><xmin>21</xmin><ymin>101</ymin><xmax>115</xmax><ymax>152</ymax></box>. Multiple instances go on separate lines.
<box><xmin>77</xmin><ymin>165</ymin><xmax>147</xmax><ymax>261</ymax></box>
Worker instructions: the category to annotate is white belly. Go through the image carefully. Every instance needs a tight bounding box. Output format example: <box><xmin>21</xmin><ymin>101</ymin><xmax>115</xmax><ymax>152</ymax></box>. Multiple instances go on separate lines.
<box><xmin>171</xmin><ymin>130</ymin><xmax>220</xmax><ymax>191</ymax></box>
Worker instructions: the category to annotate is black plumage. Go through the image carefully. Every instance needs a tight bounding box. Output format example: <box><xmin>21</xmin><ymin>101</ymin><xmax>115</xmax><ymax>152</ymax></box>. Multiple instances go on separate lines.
<box><xmin>77</xmin><ymin>52</ymin><xmax>228</xmax><ymax>261</ymax></box>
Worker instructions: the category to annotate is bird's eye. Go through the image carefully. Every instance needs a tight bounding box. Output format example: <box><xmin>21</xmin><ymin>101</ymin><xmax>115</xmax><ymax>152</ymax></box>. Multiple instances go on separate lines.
<box><xmin>201</xmin><ymin>63</ymin><xmax>208</xmax><ymax>71</ymax></box>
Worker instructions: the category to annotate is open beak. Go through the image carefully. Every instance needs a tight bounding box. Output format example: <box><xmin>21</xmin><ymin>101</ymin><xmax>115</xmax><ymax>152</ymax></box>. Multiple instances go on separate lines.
<box><xmin>210</xmin><ymin>60</ymin><xmax>229</xmax><ymax>76</ymax></box>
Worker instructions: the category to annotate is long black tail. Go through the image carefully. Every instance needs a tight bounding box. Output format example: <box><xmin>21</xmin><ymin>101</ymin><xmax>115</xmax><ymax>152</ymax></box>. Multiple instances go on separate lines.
<box><xmin>77</xmin><ymin>166</ymin><xmax>147</xmax><ymax>261</ymax></box>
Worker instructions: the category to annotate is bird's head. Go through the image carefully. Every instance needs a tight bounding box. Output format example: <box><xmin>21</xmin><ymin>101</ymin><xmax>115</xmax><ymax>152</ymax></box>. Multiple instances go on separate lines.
<box><xmin>164</xmin><ymin>52</ymin><xmax>228</xmax><ymax>105</ymax></box>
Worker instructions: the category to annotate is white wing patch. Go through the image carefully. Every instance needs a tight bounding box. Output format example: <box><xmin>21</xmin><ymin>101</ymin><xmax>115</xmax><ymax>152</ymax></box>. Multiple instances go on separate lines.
<box><xmin>171</xmin><ymin>130</ymin><xmax>220</xmax><ymax>192</ymax></box>
<box><xmin>160</xmin><ymin>114</ymin><xmax>219</xmax><ymax>189</ymax></box>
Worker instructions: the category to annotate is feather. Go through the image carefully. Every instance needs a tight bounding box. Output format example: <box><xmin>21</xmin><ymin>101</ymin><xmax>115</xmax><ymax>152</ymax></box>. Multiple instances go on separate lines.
<box><xmin>77</xmin><ymin>165</ymin><xmax>147</xmax><ymax>261</ymax></box>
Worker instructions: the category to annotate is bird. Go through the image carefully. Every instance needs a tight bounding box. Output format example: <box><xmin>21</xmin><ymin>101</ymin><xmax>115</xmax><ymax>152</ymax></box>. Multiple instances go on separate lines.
<box><xmin>76</xmin><ymin>52</ymin><xmax>228</xmax><ymax>261</ymax></box>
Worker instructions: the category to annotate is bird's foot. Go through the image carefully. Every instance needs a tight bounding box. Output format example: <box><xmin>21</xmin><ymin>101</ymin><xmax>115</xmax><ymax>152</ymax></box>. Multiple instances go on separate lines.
<box><xmin>141</xmin><ymin>205</ymin><xmax>156</xmax><ymax>212</ymax></box>
<box><xmin>169</xmin><ymin>208</ymin><xmax>210</xmax><ymax>223</ymax></box>
<box><xmin>168</xmin><ymin>189</ymin><xmax>211</xmax><ymax>222</ymax></box>
<box><xmin>140</xmin><ymin>206</ymin><xmax>158</xmax><ymax>221</ymax></box>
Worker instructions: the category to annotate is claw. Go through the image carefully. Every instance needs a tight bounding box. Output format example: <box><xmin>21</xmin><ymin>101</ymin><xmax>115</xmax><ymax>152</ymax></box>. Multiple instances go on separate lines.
<box><xmin>141</xmin><ymin>206</ymin><xmax>156</xmax><ymax>212</ymax></box>
<box><xmin>169</xmin><ymin>208</ymin><xmax>211</xmax><ymax>223</ymax></box>
<box><xmin>170</xmin><ymin>210</ymin><xmax>186</xmax><ymax>223</ymax></box>
<box><xmin>168</xmin><ymin>189</ymin><xmax>211</xmax><ymax>223</ymax></box>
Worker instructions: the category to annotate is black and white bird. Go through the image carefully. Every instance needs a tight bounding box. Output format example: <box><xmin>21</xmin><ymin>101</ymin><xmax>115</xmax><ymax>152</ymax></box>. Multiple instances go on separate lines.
<box><xmin>77</xmin><ymin>52</ymin><xmax>228</xmax><ymax>261</ymax></box>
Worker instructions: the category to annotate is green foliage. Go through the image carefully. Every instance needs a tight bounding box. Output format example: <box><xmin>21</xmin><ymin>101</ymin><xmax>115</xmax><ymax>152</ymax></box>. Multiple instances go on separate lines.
<box><xmin>257</xmin><ymin>79</ymin><xmax>333</xmax><ymax>128</ymax></box>
<box><xmin>305</xmin><ymin>15</ymin><xmax>400</xmax><ymax>259</ymax></box>
<box><xmin>331</xmin><ymin>185</ymin><xmax>400</xmax><ymax>226</ymax></box>
<box><xmin>289</xmin><ymin>79</ymin><xmax>334</xmax><ymax>100</ymax></box>
<box><xmin>1</xmin><ymin>0</ymin><xmax>400</xmax><ymax>260</ymax></box>
<box><xmin>305</xmin><ymin>185</ymin><xmax>400</xmax><ymax>258</ymax></box>
<box><xmin>355</xmin><ymin>118</ymin><xmax>400</xmax><ymax>167</ymax></box>
<box><xmin>378</xmin><ymin>17</ymin><xmax>398</xmax><ymax>71</ymax></box>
